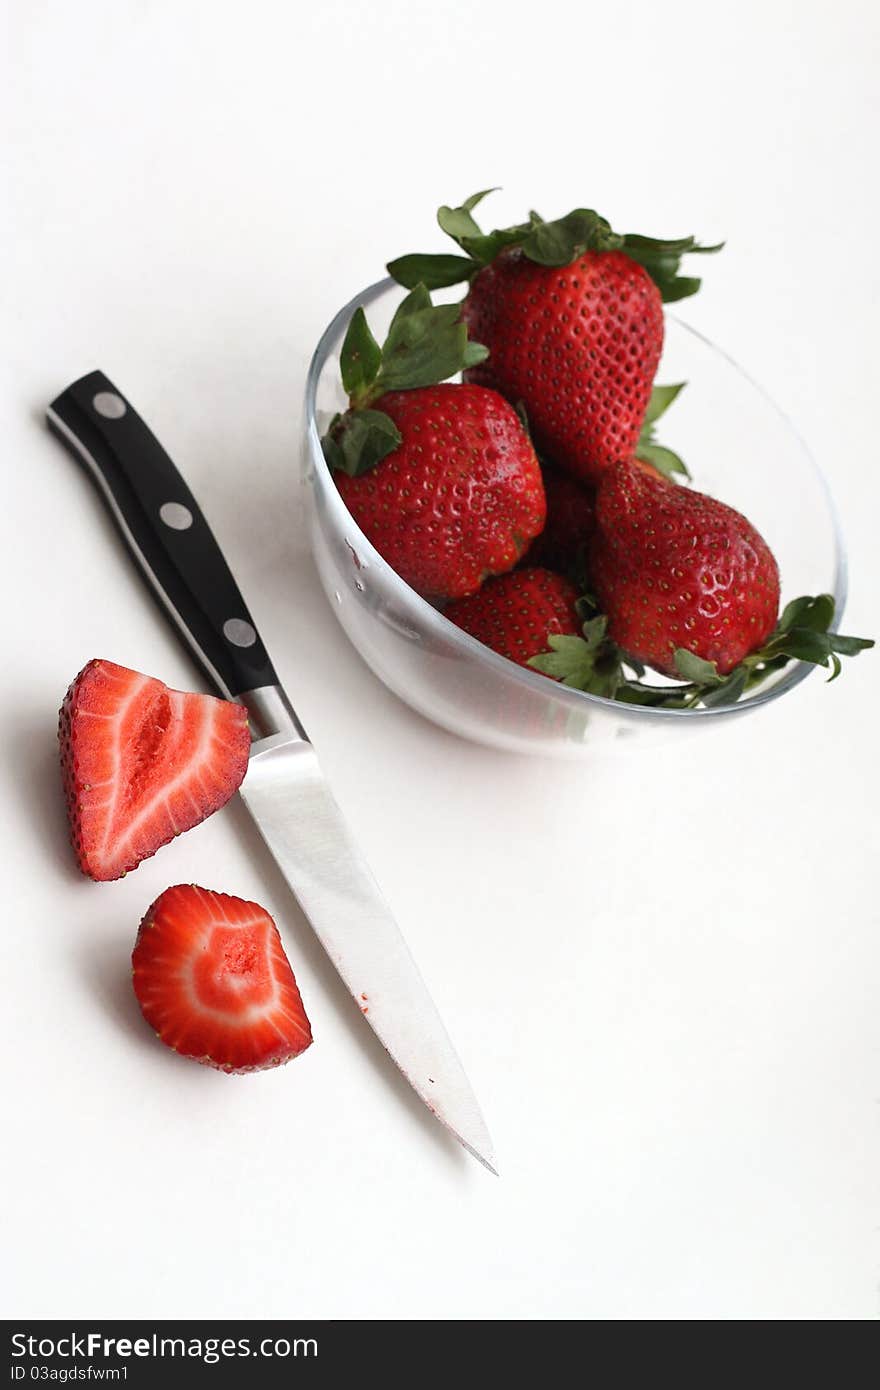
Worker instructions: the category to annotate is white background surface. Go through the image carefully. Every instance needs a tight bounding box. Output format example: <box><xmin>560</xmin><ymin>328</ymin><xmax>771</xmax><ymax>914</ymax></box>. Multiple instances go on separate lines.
<box><xmin>2</xmin><ymin>0</ymin><xmax>878</xmax><ymax>1321</ymax></box>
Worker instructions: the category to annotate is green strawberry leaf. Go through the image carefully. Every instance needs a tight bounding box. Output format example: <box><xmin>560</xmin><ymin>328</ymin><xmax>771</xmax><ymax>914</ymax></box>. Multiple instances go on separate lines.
<box><xmin>699</xmin><ymin>666</ymin><xmax>749</xmax><ymax>707</ymax></box>
<box><xmin>528</xmin><ymin>634</ymin><xmax>598</xmax><ymax>685</ymax></box>
<box><xmin>614</xmin><ymin>682</ymin><xmax>692</xmax><ymax>708</ymax></box>
<box><xmin>322</xmin><ymin>286</ymin><xmax>489</xmax><ymax>476</ymax></box>
<box><xmin>457</xmin><ymin>223</ymin><xmax>535</xmax><ymax>265</ymax></box>
<box><xmin>829</xmin><ymin>632</ymin><xmax>875</xmax><ymax>656</ymax></box>
<box><xmin>321</xmin><ymin>408</ymin><xmax>402</xmax><ymax>477</ymax></box>
<box><xmin>581</xmin><ymin>614</ymin><xmax>609</xmax><ymax>651</ymax></box>
<box><xmin>642</xmin><ymin>382</ymin><xmax>686</xmax><ymax>429</ymax></box>
<box><xmin>437</xmin><ymin>189</ymin><xmax>498</xmax><ymax>242</ymax></box>
<box><xmin>528</xmin><ymin>617</ymin><xmax>626</xmax><ymax>696</ymax></box>
<box><xmin>520</xmin><ymin>209</ymin><xmax>622</xmax><ymax>267</ymax></box>
<box><xmin>377</xmin><ymin>306</ymin><xmax>479</xmax><ymax>394</ymax></box>
<box><xmin>776</xmin><ymin>592</ymin><xmax>835</xmax><ymax>635</ymax></box>
<box><xmin>386</xmin><ymin>290</ymin><xmax>460</xmax><ymax>338</ymax></box>
<box><xmin>462</xmin><ymin>188</ymin><xmax>499</xmax><ymax>211</ymax></box>
<box><xmin>635</xmin><ymin>442</ymin><xmax>690</xmax><ymax>481</ymax></box>
<box><xmin>389</xmin><ymin>193</ymin><xmax>723</xmax><ymax>302</ymax></box>
<box><xmin>431</xmin><ymin>191</ymin><xmax>534</xmax><ymax>266</ymax></box>
<box><xmin>761</xmin><ymin>628</ymin><xmax>837</xmax><ymax>665</ymax></box>
<box><xmin>621</xmin><ymin>233</ymin><xmax>723</xmax><ymax>303</ymax></box>
<box><xmin>388</xmin><ymin>283</ymin><xmax>433</xmax><ymax>324</ymax></box>
<box><xmin>340</xmin><ymin>308</ymin><xmax>382</xmax><ymax>405</ymax></box>
<box><xmin>760</xmin><ymin>624</ymin><xmax>874</xmax><ymax>670</ymax></box>
<box><xmin>659</xmin><ymin>276</ymin><xmax>705</xmax><ymax>304</ymax></box>
<box><xmin>637</xmin><ymin>382</ymin><xmax>689</xmax><ymax>479</ymax></box>
<box><xmin>673</xmin><ymin>648</ymin><xmax>722</xmax><ymax>684</ymax></box>
<box><xmin>463</xmin><ymin>340</ymin><xmax>490</xmax><ymax>369</ymax></box>
<box><xmin>386</xmin><ymin>253</ymin><xmax>478</xmax><ymax>291</ymax></box>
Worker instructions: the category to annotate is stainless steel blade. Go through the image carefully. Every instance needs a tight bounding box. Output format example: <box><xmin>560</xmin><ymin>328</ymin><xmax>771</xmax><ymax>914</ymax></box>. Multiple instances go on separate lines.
<box><xmin>240</xmin><ymin>730</ymin><xmax>498</xmax><ymax>1174</ymax></box>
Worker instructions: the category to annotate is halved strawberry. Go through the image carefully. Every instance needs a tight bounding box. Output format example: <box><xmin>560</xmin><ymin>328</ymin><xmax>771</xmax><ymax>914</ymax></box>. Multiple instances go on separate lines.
<box><xmin>132</xmin><ymin>885</ymin><xmax>312</xmax><ymax>1073</ymax></box>
<box><xmin>59</xmin><ymin>659</ymin><xmax>250</xmax><ymax>881</ymax></box>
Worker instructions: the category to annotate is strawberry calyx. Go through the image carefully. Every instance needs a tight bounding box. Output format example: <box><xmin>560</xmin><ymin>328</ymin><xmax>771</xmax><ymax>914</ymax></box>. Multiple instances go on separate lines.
<box><xmin>528</xmin><ymin>592</ymin><xmax>873</xmax><ymax>706</ymax></box>
<box><xmin>527</xmin><ymin>613</ymin><xmax>624</xmax><ymax>696</ymax></box>
<box><xmin>387</xmin><ymin>190</ymin><xmax>723</xmax><ymax>303</ymax></box>
<box><xmin>636</xmin><ymin>382</ymin><xmax>689</xmax><ymax>481</ymax></box>
<box><xmin>321</xmin><ymin>285</ymin><xmax>488</xmax><ymax>477</ymax></box>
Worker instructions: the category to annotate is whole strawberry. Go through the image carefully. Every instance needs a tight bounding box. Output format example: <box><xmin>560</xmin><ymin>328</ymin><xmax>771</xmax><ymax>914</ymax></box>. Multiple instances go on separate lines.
<box><xmin>323</xmin><ymin>287</ymin><xmax>545</xmax><ymax>599</ymax></box>
<box><xmin>462</xmin><ymin>246</ymin><xmax>662</xmax><ymax>485</ymax></box>
<box><xmin>445</xmin><ymin>567</ymin><xmax>580</xmax><ymax>673</ymax></box>
<box><xmin>590</xmin><ymin>461</ymin><xmax>780</xmax><ymax>676</ymax></box>
<box><xmin>388</xmin><ymin>193</ymin><xmax>720</xmax><ymax>487</ymax></box>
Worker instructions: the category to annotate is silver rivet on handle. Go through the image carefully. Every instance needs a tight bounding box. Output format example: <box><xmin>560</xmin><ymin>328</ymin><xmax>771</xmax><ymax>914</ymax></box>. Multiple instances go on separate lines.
<box><xmin>159</xmin><ymin>502</ymin><xmax>194</xmax><ymax>530</ymax></box>
<box><xmin>92</xmin><ymin>391</ymin><xmax>127</xmax><ymax>420</ymax></box>
<box><xmin>223</xmin><ymin>618</ymin><xmax>257</xmax><ymax>648</ymax></box>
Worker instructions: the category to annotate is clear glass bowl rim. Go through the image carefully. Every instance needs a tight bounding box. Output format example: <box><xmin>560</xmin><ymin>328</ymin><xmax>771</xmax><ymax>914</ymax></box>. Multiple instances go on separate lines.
<box><xmin>304</xmin><ymin>277</ymin><xmax>848</xmax><ymax>723</ymax></box>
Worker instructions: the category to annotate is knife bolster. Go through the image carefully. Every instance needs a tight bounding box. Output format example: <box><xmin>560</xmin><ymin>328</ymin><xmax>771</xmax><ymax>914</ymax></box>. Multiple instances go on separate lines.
<box><xmin>240</xmin><ymin>684</ymin><xmax>308</xmax><ymax>744</ymax></box>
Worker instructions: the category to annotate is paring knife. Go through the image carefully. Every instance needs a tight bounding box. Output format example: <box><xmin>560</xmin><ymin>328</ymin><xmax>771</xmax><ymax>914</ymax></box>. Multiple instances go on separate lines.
<box><xmin>48</xmin><ymin>370</ymin><xmax>497</xmax><ymax>1174</ymax></box>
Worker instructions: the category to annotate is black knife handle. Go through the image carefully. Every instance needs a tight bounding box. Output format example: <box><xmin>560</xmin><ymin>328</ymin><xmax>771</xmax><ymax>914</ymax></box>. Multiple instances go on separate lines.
<box><xmin>47</xmin><ymin>370</ymin><xmax>278</xmax><ymax>702</ymax></box>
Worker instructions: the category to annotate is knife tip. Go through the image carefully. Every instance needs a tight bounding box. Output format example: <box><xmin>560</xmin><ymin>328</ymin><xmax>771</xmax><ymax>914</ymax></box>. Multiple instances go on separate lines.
<box><xmin>459</xmin><ymin>1135</ymin><xmax>500</xmax><ymax>1177</ymax></box>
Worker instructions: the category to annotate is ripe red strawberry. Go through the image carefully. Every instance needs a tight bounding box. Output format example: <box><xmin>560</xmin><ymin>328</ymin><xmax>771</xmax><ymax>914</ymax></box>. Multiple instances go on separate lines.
<box><xmin>132</xmin><ymin>885</ymin><xmax>312</xmax><ymax>1073</ymax></box>
<box><xmin>59</xmin><ymin>659</ymin><xmax>250</xmax><ymax>881</ymax></box>
<box><xmin>526</xmin><ymin>466</ymin><xmax>595</xmax><ymax>577</ymax></box>
<box><xmin>445</xmin><ymin>567</ymin><xmax>580</xmax><ymax>672</ymax></box>
<box><xmin>324</xmin><ymin>288</ymin><xmax>545</xmax><ymax>598</ymax></box>
<box><xmin>388</xmin><ymin>194</ymin><xmax>720</xmax><ymax>487</ymax></box>
<box><xmin>590</xmin><ymin>461</ymin><xmax>780</xmax><ymax>676</ymax></box>
<box><xmin>335</xmin><ymin>384</ymin><xmax>545</xmax><ymax>597</ymax></box>
<box><xmin>462</xmin><ymin>247</ymin><xmax>663</xmax><ymax>485</ymax></box>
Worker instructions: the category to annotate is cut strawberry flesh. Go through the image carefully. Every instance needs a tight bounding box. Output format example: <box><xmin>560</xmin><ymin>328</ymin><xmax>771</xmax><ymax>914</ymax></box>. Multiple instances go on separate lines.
<box><xmin>58</xmin><ymin>659</ymin><xmax>250</xmax><ymax>881</ymax></box>
<box><xmin>132</xmin><ymin>885</ymin><xmax>313</xmax><ymax>1073</ymax></box>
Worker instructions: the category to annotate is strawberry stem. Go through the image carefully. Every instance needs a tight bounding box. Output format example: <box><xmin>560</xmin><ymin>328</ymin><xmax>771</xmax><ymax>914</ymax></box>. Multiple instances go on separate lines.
<box><xmin>388</xmin><ymin>192</ymin><xmax>723</xmax><ymax>303</ymax></box>
<box><xmin>322</xmin><ymin>287</ymin><xmax>489</xmax><ymax>477</ymax></box>
<box><xmin>528</xmin><ymin>593</ymin><xmax>873</xmax><ymax>706</ymax></box>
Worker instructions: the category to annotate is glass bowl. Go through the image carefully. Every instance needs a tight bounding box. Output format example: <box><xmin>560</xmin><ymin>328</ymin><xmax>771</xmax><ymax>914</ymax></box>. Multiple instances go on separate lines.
<box><xmin>302</xmin><ymin>278</ymin><xmax>846</xmax><ymax>757</ymax></box>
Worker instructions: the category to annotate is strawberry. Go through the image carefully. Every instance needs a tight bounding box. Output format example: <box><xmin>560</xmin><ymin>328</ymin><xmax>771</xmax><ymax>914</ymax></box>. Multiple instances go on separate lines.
<box><xmin>589</xmin><ymin>461</ymin><xmax>780</xmax><ymax>676</ymax></box>
<box><xmin>323</xmin><ymin>286</ymin><xmax>545</xmax><ymax>598</ymax></box>
<box><xmin>388</xmin><ymin>192</ymin><xmax>720</xmax><ymax>486</ymax></box>
<box><xmin>460</xmin><ymin>246</ymin><xmax>663</xmax><ymax>486</ymax></box>
<box><xmin>59</xmin><ymin>659</ymin><xmax>250</xmax><ymax>881</ymax></box>
<box><xmin>445</xmin><ymin>567</ymin><xmax>580</xmax><ymax>673</ymax></box>
<box><xmin>132</xmin><ymin>885</ymin><xmax>312</xmax><ymax>1073</ymax></box>
<box><xmin>526</xmin><ymin>466</ymin><xmax>595</xmax><ymax>579</ymax></box>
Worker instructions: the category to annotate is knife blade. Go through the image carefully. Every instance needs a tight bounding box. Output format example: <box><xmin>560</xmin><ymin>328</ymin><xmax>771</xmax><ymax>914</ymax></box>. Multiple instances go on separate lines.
<box><xmin>47</xmin><ymin>370</ymin><xmax>497</xmax><ymax>1174</ymax></box>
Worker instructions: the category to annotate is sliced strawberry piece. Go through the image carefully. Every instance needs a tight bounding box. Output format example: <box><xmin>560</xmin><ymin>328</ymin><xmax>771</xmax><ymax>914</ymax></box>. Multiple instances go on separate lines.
<box><xmin>59</xmin><ymin>659</ymin><xmax>250</xmax><ymax>881</ymax></box>
<box><xmin>132</xmin><ymin>885</ymin><xmax>312</xmax><ymax>1073</ymax></box>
